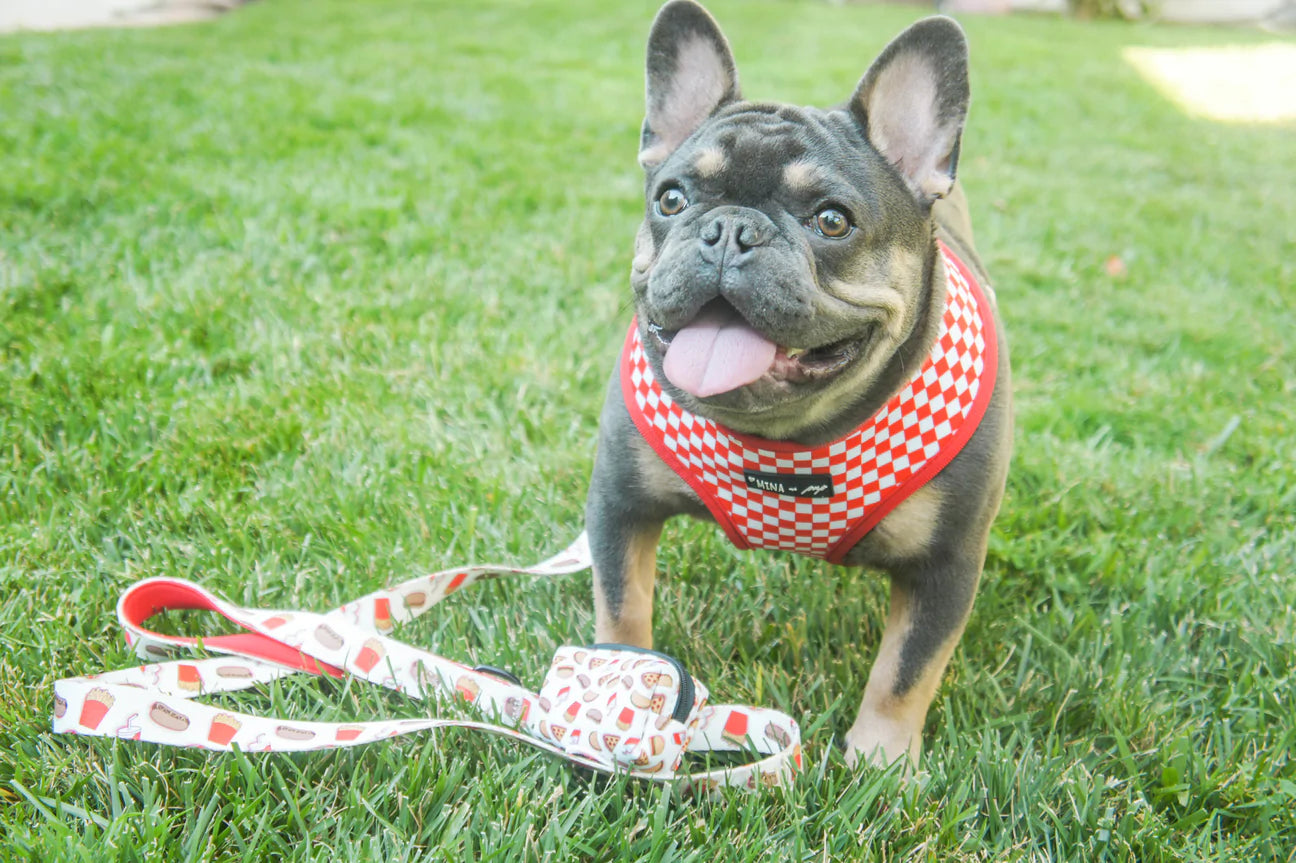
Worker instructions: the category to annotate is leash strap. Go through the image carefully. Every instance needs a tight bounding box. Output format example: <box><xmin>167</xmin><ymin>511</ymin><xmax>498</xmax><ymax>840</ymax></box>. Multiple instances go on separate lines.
<box><xmin>52</xmin><ymin>534</ymin><xmax>802</xmax><ymax>791</ymax></box>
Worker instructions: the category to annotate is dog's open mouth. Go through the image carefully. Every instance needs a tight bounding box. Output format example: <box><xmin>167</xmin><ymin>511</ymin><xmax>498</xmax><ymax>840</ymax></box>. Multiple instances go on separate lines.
<box><xmin>774</xmin><ymin>338</ymin><xmax>861</xmax><ymax>377</ymax></box>
<box><xmin>646</xmin><ymin>299</ymin><xmax>864</xmax><ymax>398</ymax></box>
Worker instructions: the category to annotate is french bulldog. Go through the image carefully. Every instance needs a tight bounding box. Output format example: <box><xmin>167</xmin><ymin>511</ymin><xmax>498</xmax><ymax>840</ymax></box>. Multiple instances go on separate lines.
<box><xmin>585</xmin><ymin>0</ymin><xmax>1012</xmax><ymax>768</ymax></box>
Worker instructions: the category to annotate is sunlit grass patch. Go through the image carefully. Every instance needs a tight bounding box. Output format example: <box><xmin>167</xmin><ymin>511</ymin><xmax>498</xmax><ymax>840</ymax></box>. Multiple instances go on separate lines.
<box><xmin>1125</xmin><ymin>43</ymin><xmax>1296</xmax><ymax>123</ymax></box>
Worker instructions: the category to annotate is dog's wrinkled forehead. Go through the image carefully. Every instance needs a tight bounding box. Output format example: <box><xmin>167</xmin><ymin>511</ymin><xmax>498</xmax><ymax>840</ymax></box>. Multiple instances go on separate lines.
<box><xmin>665</xmin><ymin>104</ymin><xmax>863</xmax><ymax>203</ymax></box>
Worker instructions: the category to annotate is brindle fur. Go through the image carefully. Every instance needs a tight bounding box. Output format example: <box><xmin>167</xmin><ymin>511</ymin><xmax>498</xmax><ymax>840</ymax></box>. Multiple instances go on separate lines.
<box><xmin>587</xmin><ymin>0</ymin><xmax>1012</xmax><ymax>767</ymax></box>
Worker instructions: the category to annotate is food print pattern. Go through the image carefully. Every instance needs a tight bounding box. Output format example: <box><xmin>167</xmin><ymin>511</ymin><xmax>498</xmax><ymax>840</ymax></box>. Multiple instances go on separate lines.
<box><xmin>528</xmin><ymin>646</ymin><xmax>710</xmax><ymax>776</ymax></box>
<box><xmin>53</xmin><ymin>533</ymin><xmax>802</xmax><ymax>790</ymax></box>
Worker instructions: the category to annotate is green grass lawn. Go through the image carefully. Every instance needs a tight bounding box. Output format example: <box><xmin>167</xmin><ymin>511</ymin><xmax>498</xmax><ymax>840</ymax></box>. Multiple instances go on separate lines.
<box><xmin>2</xmin><ymin>0</ymin><xmax>1294</xmax><ymax>859</ymax></box>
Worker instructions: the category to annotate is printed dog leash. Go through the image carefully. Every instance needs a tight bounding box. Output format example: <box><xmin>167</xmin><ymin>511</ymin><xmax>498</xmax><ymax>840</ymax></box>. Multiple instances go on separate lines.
<box><xmin>52</xmin><ymin>534</ymin><xmax>802</xmax><ymax>792</ymax></box>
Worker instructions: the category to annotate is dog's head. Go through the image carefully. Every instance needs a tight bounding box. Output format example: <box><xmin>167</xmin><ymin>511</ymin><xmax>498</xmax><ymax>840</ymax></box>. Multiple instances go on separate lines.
<box><xmin>630</xmin><ymin>0</ymin><xmax>970</xmax><ymax>440</ymax></box>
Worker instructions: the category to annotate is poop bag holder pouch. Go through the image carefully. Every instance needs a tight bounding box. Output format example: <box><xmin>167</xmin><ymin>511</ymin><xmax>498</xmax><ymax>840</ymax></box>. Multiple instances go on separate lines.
<box><xmin>527</xmin><ymin>645</ymin><xmax>708</xmax><ymax>775</ymax></box>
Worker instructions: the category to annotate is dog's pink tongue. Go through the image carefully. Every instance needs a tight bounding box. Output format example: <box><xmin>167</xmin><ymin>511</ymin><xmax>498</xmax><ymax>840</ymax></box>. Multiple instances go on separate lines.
<box><xmin>662</xmin><ymin>303</ymin><xmax>778</xmax><ymax>398</ymax></box>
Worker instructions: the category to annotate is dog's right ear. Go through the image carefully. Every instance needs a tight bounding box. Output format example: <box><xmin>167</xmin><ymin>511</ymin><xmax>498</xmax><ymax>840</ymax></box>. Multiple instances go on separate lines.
<box><xmin>640</xmin><ymin>0</ymin><xmax>740</xmax><ymax>169</ymax></box>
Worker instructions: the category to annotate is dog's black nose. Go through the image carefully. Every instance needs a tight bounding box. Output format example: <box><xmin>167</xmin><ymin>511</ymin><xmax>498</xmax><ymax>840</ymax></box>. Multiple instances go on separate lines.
<box><xmin>700</xmin><ymin>209</ymin><xmax>768</xmax><ymax>263</ymax></box>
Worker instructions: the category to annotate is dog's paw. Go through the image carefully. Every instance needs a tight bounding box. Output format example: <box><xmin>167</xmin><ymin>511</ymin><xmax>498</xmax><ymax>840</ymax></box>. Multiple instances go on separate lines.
<box><xmin>842</xmin><ymin>715</ymin><xmax>922</xmax><ymax>771</ymax></box>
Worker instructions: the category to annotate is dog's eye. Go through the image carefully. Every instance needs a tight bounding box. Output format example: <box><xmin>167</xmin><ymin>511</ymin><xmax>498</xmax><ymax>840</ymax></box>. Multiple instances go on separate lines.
<box><xmin>657</xmin><ymin>188</ymin><xmax>688</xmax><ymax>216</ymax></box>
<box><xmin>813</xmin><ymin>208</ymin><xmax>851</xmax><ymax>239</ymax></box>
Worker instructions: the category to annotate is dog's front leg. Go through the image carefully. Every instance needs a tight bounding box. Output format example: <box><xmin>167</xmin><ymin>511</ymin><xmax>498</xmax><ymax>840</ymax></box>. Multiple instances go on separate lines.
<box><xmin>844</xmin><ymin>557</ymin><xmax>981</xmax><ymax>768</ymax></box>
<box><xmin>585</xmin><ymin>374</ymin><xmax>673</xmax><ymax>650</ymax></box>
<box><xmin>589</xmin><ymin>515</ymin><xmax>663</xmax><ymax>649</ymax></box>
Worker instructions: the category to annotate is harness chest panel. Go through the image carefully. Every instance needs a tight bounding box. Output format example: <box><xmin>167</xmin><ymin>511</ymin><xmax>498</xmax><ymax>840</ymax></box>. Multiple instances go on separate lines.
<box><xmin>621</xmin><ymin>243</ymin><xmax>998</xmax><ymax>564</ymax></box>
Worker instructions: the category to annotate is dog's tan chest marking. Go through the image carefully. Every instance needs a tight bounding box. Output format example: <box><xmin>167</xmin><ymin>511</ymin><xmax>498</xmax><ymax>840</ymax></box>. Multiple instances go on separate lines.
<box><xmin>869</xmin><ymin>484</ymin><xmax>941</xmax><ymax>562</ymax></box>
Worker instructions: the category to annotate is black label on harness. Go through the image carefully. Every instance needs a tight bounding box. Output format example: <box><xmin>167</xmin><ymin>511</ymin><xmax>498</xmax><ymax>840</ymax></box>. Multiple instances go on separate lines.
<box><xmin>743</xmin><ymin>471</ymin><xmax>835</xmax><ymax>499</ymax></box>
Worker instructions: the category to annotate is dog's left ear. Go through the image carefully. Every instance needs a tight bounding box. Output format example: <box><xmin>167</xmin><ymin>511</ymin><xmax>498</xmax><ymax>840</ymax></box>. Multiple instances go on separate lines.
<box><xmin>851</xmin><ymin>17</ymin><xmax>970</xmax><ymax>202</ymax></box>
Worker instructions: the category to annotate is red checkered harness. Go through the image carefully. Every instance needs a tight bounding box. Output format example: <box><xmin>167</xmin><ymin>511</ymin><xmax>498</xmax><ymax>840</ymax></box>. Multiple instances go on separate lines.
<box><xmin>622</xmin><ymin>243</ymin><xmax>998</xmax><ymax>564</ymax></box>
